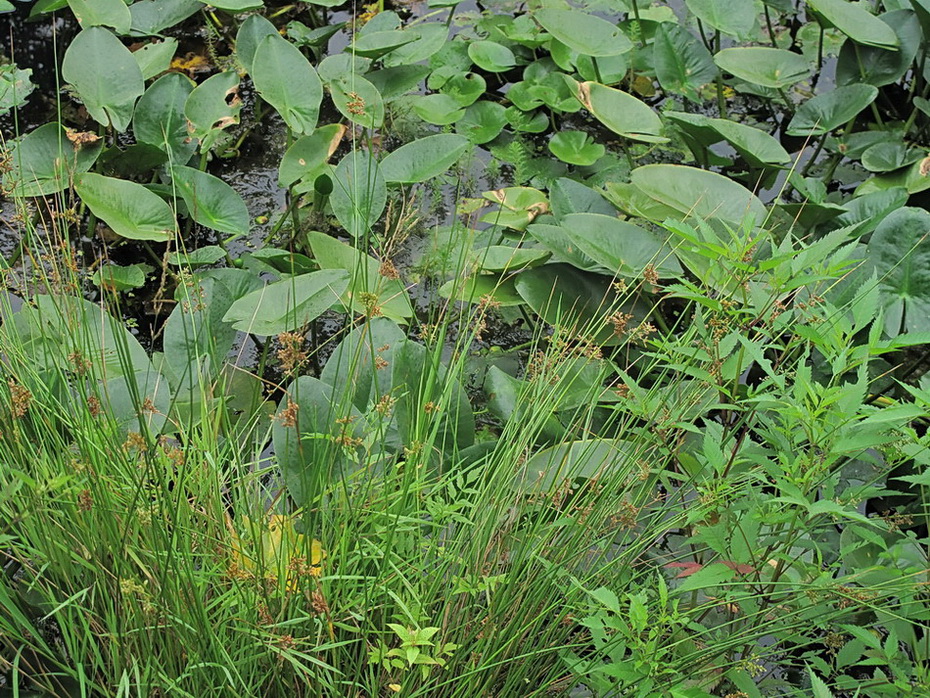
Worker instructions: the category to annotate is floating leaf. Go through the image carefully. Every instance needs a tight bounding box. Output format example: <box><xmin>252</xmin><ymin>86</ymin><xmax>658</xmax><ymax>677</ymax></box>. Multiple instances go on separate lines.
<box><xmin>171</xmin><ymin>165</ymin><xmax>250</xmax><ymax>237</ymax></box>
<box><xmin>548</xmin><ymin>130</ymin><xmax>605</xmax><ymax>166</ymax></box>
<box><xmin>534</xmin><ymin>8</ymin><xmax>633</xmax><ymax>57</ymax></box>
<box><xmin>306</xmin><ymin>231</ymin><xmax>413</xmax><ymax>322</ymax></box>
<box><xmin>62</xmin><ymin>27</ymin><xmax>144</xmax><ymax>132</ymax></box>
<box><xmin>184</xmin><ymin>71</ymin><xmax>241</xmax><ymax>143</ymax></box>
<box><xmin>236</xmin><ymin>13</ymin><xmax>278</xmax><ymax>74</ymax></box>
<box><xmin>223</xmin><ymin>270</ymin><xmax>350</xmax><ymax>335</ymax></box>
<box><xmin>252</xmin><ymin>34</ymin><xmax>322</xmax><ymax>135</ymax></box>
<box><xmin>278</xmin><ymin>123</ymin><xmax>346</xmax><ymax>188</ymax></box>
<box><xmin>835</xmin><ymin>10</ymin><xmax>920</xmax><ymax>87</ymax></box>
<box><xmin>411</xmin><ymin>93</ymin><xmax>466</xmax><ymax>125</ymax></box>
<box><xmin>129</xmin><ymin>0</ymin><xmax>203</xmax><ymax>36</ymax></box>
<box><xmin>381</xmin><ymin>133</ymin><xmax>470</xmax><ymax>184</ymax></box>
<box><xmin>75</xmin><ymin>172</ymin><xmax>176</xmax><ymax>241</ymax></box>
<box><xmin>786</xmin><ymin>84</ymin><xmax>879</xmax><ymax>136</ymax></box>
<box><xmin>329</xmin><ymin>150</ymin><xmax>387</xmax><ymax>240</ymax></box>
<box><xmin>576</xmin><ymin>81</ymin><xmax>666</xmax><ymax>143</ymax></box>
<box><xmin>352</xmin><ymin>29</ymin><xmax>416</xmax><ymax>58</ymax></box>
<box><xmin>861</xmin><ymin>141</ymin><xmax>923</xmax><ymax>173</ymax></box>
<box><xmin>455</xmin><ymin>100</ymin><xmax>507</xmax><ymax>144</ymax></box>
<box><xmin>468</xmin><ymin>41</ymin><xmax>517</xmax><ymax>72</ymax></box>
<box><xmin>714</xmin><ymin>47</ymin><xmax>810</xmax><ymax>89</ymax></box>
<box><xmin>91</xmin><ymin>263</ymin><xmax>153</xmax><ymax>292</ymax></box>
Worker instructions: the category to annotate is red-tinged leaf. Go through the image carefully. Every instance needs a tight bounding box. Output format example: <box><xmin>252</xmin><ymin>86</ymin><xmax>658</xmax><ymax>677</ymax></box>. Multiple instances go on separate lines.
<box><xmin>721</xmin><ymin>561</ymin><xmax>756</xmax><ymax>575</ymax></box>
<box><xmin>665</xmin><ymin>561</ymin><xmax>703</xmax><ymax>578</ymax></box>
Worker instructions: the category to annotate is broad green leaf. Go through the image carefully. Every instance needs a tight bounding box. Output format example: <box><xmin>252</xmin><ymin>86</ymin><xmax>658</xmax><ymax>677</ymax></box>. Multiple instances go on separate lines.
<box><xmin>163</xmin><ymin>276</ymin><xmax>238</xmax><ymax>390</ymax></box>
<box><xmin>330</xmin><ymin>74</ymin><xmax>384</xmax><ymax>129</ymax></box>
<box><xmin>786</xmin><ymin>84</ymin><xmax>879</xmax><ymax>136</ymax></box>
<box><xmin>562</xmin><ymin>213</ymin><xmax>682</xmax><ymax>278</ymax></box>
<box><xmin>62</xmin><ymin>27</ymin><xmax>144</xmax><ymax>132</ymax></box>
<box><xmin>534</xmin><ymin>8</ymin><xmax>633</xmax><ymax>57</ymax></box>
<box><xmin>2</xmin><ymin>122</ymin><xmax>102</xmax><ymax>198</ymax></box>
<box><xmin>273</xmin><ymin>376</ymin><xmax>366</xmax><ymax>507</ymax></box>
<box><xmin>132</xmin><ymin>39</ymin><xmax>178</xmax><ymax>80</ymax></box>
<box><xmin>861</xmin><ymin>141</ymin><xmax>922</xmax><ymax>172</ymax></box>
<box><xmin>306</xmin><ymin>231</ymin><xmax>413</xmax><ymax>322</ymax></box>
<box><xmin>807</xmin><ymin>0</ymin><xmax>899</xmax><ymax>48</ymax></box>
<box><xmin>685</xmin><ymin>0</ymin><xmax>757</xmax><ymax>38</ymax></box>
<box><xmin>868</xmin><ymin>207</ymin><xmax>930</xmax><ymax>334</ymax></box>
<box><xmin>549</xmin><ymin>178</ymin><xmax>616</xmax><ymax>220</ymax></box>
<box><xmin>714</xmin><ymin>47</ymin><xmax>810</xmax><ymax>88</ymax></box>
<box><xmin>207</xmin><ymin>0</ymin><xmax>262</xmax><ymax>10</ymax></box>
<box><xmin>514</xmin><ymin>263</ymin><xmax>631</xmax><ymax>345</ymax></box>
<box><xmin>75</xmin><ymin>173</ymin><xmax>175</xmax><ymax>241</ymax></box>
<box><xmin>328</xmin><ymin>150</ymin><xmax>387</xmax><ymax>240</ymax></box>
<box><xmin>171</xmin><ymin>165</ymin><xmax>250</xmax><ymax>237</ymax></box>
<box><xmin>352</xmin><ymin>29</ymin><xmax>416</xmax><ymax>58</ymax></box>
<box><xmin>438</xmin><ymin>71</ymin><xmax>486</xmax><ymax>107</ymax></box>
<box><xmin>468</xmin><ymin>41</ymin><xmax>516</xmax><ymax>72</ymax></box>
<box><xmin>836</xmin><ymin>10</ymin><xmax>920</xmax><ymax>87</ymax></box>
<box><xmin>0</xmin><ymin>63</ymin><xmax>35</xmax><ymax>114</ymax></box>
<box><xmin>515</xmin><ymin>438</ymin><xmax>635</xmax><ymax>491</ymax></box>
<box><xmin>576</xmin><ymin>81</ymin><xmax>666</xmax><ymax>143</ymax></box>
<box><xmin>184</xmin><ymin>71</ymin><xmax>241</xmax><ymax>142</ymax></box>
<box><xmin>383</xmin><ymin>22</ymin><xmax>448</xmax><ymax>66</ymax></box>
<box><xmin>456</xmin><ymin>100</ymin><xmax>508</xmax><ymax>144</ymax></box>
<box><xmin>381</xmin><ymin>133</ymin><xmax>471</xmax><ymax>183</ymax></box>
<box><xmin>481</xmin><ymin>187</ymin><xmax>549</xmax><ymax>230</ymax></box>
<box><xmin>366</xmin><ymin>64</ymin><xmax>431</xmax><ymax>101</ymax></box>
<box><xmin>630</xmin><ymin>164</ymin><xmax>768</xmax><ymax>228</ymax></box>
<box><xmin>666</xmin><ymin>112</ymin><xmax>790</xmax><ymax>167</ymax></box>
<box><xmin>68</xmin><ymin>0</ymin><xmax>131</xmax><ymax>34</ymax></box>
<box><xmin>91</xmin><ymin>263</ymin><xmax>153</xmax><ymax>292</ymax></box>
<box><xmin>411</xmin><ymin>93</ymin><xmax>466</xmax><ymax>125</ymax></box>
<box><xmin>392</xmin><ymin>339</ymin><xmax>475</xmax><ymax>454</ymax></box>
<box><xmin>129</xmin><ymin>0</ymin><xmax>203</xmax><ymax>36</ymax></box>
<box><xmin>235</xmin><ymin>13</ymin><xmax>278</xmax><ymax>74</ymax></box>
<box><xmin>278</xmin><ymin>123</ymin><xmax>346</xmax><ymax>188</ymax></box>
<box><xmin>223</xmin><ymin>270</ymin><xmax>350</xmax><ymax>335</ymax></box>
<box><xmin>252</xmin><ymin>34</ymin><xmax>322</xmax><ymax>135</ymax></box>
<box><xmin>167</xmin><ymin>245</ymin><xmax>228</xmax><ymax>266</ymax></box>
<box><xmin>134</xmin><ymin>72</ymin><xmax>196</xmax><ymax>165</ymax></box>
<box><xmin>653</xmin><ymin>23</ymin><xmax>717</xmax><ymax>101</ymax></box>
<box><xmin>548</xmin><ymin>130</ymin><xmax>605</xmax><ymax>166</ymax></box>
<box><xmin>320</xmin><ymin>317</ymin><xmax>407</xmax><ymax>410</ymax></box>
<box><xmin>438</xmin><ymin>274</ymin><xmax>525</xmax><ymax>306</ymax></box>
<box><xmin>471</xmin><ymin>245</ymin><xmax>550</xmax><ymax>272</ymax></box>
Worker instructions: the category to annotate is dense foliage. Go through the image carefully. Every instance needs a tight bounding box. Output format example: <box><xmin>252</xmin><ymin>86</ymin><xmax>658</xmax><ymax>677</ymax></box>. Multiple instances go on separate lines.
<box><xmin>2</xmin><ymin>0</ymin><xmax>930</xmax><ymax>696</ymax></box>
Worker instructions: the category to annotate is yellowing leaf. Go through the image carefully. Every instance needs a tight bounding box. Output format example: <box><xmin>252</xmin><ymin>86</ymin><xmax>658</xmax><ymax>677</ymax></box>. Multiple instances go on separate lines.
<box><xmin>228</xmin><ymin>514</ymin><xmax>325</xmax><ymax>590</ymax></box>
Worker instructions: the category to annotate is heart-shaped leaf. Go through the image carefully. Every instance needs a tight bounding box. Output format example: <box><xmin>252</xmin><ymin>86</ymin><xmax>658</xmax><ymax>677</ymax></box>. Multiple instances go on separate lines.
<box><xmin>171</xmin><ymin>165</ymin><xmax>250</xmax><ymax>237</ymax></box>
<box><xmin>330</xmin><ymin>74</ymin><xmax>384</xmax><ymax>129</ymax></box>
<box><xmin>714</xmin><ymin>47</ymin><xmax>810</xmax><ymax>89</ymax></box>
<box><xmin>252</xmin><ymin>34</ymin><xmax>323</xmax><ymax>135</ymax></box>
<box><xmin>62</xmin><ymin>27</ymin><xmax>144</xmax><ymax>132</ymax></box>
<box><xmin>134</xmin><ymin>72</ymin><xmax>196</xmax><ymax>165</ymax></box>
<box><xmin>75</xmin><ymin>172</ymin><xmax>176</xmax><ymax>241</ymax></box>
<box><xmin>548</xmin><ymin>130</ymin><xmax>605</xmax><ymax>166</ymax></box>
<box><xmin>329</xmin><ymin>150</ymin><xmax>387</xmax><ymax>240</ymax></box>
<box><xmin>468</xmin><ymin>40</ymin><xmax>517</xmax><ymax>72</ymax></box>
<box><xmin>278</xmin><ymin>123</ymin><xmax>346</xmax><ymax>189</ymax></box>
<box><xmin>786</xmin><ymin>84</ymin><xmax>879</xmax><ymax>136</ymax></box>
<box><xmin>869</xmin><ymin>207</ymin><xmax>930</xmax><ymax>334</ymax></box>
<box><xmin>534</xmin><ymin>8</ymin><xmax>633</xmax><ymax>57</ymax></box>
<box><xmin>2</xmin><ymin>122</ymin><xmax>102</xmax><ymax>198</ymax></box>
